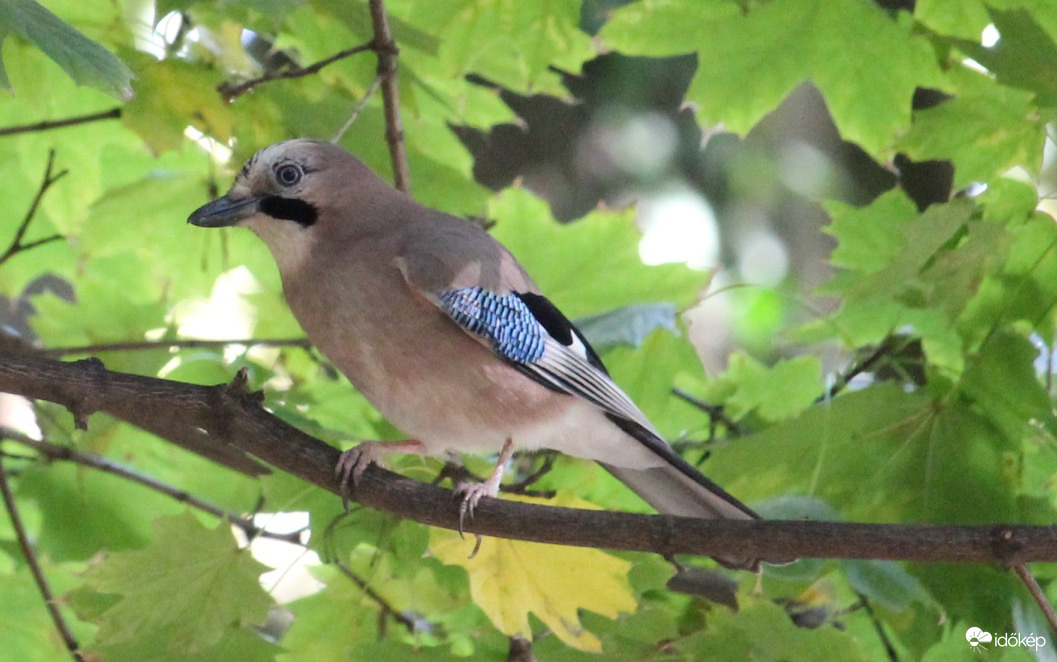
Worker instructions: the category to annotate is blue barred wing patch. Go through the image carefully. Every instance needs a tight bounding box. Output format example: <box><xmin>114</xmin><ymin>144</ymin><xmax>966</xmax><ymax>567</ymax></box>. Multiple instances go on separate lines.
<box><xmin>439</xmin><ymin>287</ymin><xmax>545</xmax><ymax>363</ymax></box>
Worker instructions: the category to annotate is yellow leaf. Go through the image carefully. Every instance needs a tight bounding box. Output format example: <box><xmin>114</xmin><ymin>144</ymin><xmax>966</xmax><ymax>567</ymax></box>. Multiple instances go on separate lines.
<box><xmin>429</xmin><ymin>494</ymin><xmax>637</xmax><ymax>652</ymax></box>
<box><xmin>122</xmin><ymin>57</ymin><xmax>232</xmax><ymax>154</ymax></box>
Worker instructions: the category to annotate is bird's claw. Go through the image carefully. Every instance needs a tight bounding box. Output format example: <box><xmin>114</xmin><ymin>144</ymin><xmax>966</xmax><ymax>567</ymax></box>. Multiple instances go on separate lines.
<box><xmin>454</xmin><ymin>481</ymin><xmax>495</xmax><ymax>558</ymax></box>
<box><xmin>335</xmin><ymin>443</ymin><xmax>387</xmax><ymax>511</ymax></box>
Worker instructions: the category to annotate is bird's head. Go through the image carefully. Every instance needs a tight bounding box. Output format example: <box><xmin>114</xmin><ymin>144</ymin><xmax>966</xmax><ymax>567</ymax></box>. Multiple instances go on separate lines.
<box><xmin>188</xmin><ymin>139</ymin><xmax>396</xmax><ymax>269</ymax></box>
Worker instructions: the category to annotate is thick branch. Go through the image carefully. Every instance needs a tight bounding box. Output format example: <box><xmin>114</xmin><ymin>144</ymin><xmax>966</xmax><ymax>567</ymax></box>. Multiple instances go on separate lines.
<box><xmin>2</xmin><ymin>351</ymin><xmax>1057</xmax><ymax>564</ymax></box>
<box><xmin>368</xmin><ymin>0</ymin><xmax>411</xmax><ymax>193</ymax></box>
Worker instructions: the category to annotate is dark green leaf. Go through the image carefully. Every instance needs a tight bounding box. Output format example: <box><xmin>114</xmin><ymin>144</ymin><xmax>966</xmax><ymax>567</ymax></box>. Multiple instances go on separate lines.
<box><xmin>0</xmin><ymin>0</ymin><xmax>132</xmax><ymax>98</ymax></box>
<box><xmin>575</xmin><ymin>302</ymin><xmax>678</xmax><ymax>353</ymax></box>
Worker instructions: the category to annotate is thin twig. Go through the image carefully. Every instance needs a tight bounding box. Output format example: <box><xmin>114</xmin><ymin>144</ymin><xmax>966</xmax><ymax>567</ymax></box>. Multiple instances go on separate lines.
<box><xmin>508</xmin><ymin>453</ymin><xmax>557</xmax><ymax>492</ymax></box>
<box><xmin>0</xmin><ymin>108</ymin><xmax>121</xmax><ymax>138</ymax></box>
<box><xmin>854</xmin><ymin>593</ymin><xmax>900</xmax><ymax>662</ymax></box>
<box><xmin>333</xmin><ymin>559</ymin><xmax>419</xmax><ymax>634</ymax></box>
<box><xmin>219</xmin><ymin>42</ymin><xmax>376</xmax><ymax>101</ymax></box>
<box><xmin>821</xmin><ymin>337</ymin><xmax>900</xmax><ymax>401</ymax></box>
<box><xmin>42</xmin><ymin>337</ymin><xmax>311</xmax><ymax>357</ymax></box>
<box><xmin>333</xmin><ymin>73</ymin><xmax>385</xmax><ymax>144</ymax></box>
<box><xmin>672</xmin><ymin>388</ymin><xmax>743</xmax><ymax>436</ymax></box>
<box><xmin>1</xmin><ymin>428</ymin><xmax>302</xmax><ymax>544</ymax></box>
<box><xmin>0</xmin><ymin>448</ymin><xmax>84</xmax><ymax>661</ymax></box>
<box><xmin>1013</xmin><ymin>563</ymin><xmax>1057</xmax><ymax>634</ymax></box>
<box><xmin>368</xmin><ymin>0</ymin><xmax>411</xmax><ymax>193</ymax></box>
<box><xmin>0</xmin><ymin>150</ymin><xmax>67</xmax><ymax>267</ymax></box>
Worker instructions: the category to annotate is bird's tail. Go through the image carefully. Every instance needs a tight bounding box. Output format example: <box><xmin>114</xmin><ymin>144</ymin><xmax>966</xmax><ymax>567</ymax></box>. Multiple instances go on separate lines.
<box><xmin>601</xmin><ymin>414</ymin><xmax>786</xmax><ymax>571</ymax></box>
<box><xmin>601</xmin><ymin>463</ymin><xmax>763</xmax><ymax>571</ymax></box>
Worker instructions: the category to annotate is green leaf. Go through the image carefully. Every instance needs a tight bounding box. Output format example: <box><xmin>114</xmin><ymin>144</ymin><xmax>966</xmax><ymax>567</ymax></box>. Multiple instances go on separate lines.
<box><xmin>952</xmin><ymin>6</ymin><xmax>1057</xmax><ymax>107</ymax></box>
<box><xmin>575</xmin><ymin>302</ymin><xmax>678</xmax><ymax>353</ymax></box>
<box><xmin>0</xmin><ymin>563</ymin><xmax>92</xmax><ymax>661</ymax></box>
<box><xmin>829</xmin><ymin>199</ymin><xmax>974</xmax><ymax>301</ymax></box>
<box><xmin>15</xmin><ymin>431</ymin><xmax>183</xmax><ymax>561</ymax></box>
<box><xmin>277</xmin><ymin>566</ymin><xmax>390</xmax><ymax>661</ymax></box>
<box><xmin>722</xmin><ymin>353</ymin><xmax>824</xmax><ymax>422</ymax></box>
<box><xmin>711</xmin><ymin>383</ymin><xmax>1022</xmax><ymax>523</ymax></box>
<box><xmin>601</xmin><ymin>0</ymin><xmax>943</xmax><ymax>155</ymax></box>
<box><xmin>843</xmin><ymin>560</ymin><xmax>930</xmax><ymax>612</ymax></box>
<box><xmin>959</xmin><ymin>210</ymin><xmax>1057</xmax><ymax>347</ymax></box>
<box><xmin>537</xmin><ymin>605</ymin><xmax>682</xmax><ymax>660</ymax></box>
<box><xmin>489</xmin><ymin>188</ymin><xmax>710</xmax><ymax>316</ymax></box>
<box><xmin>0</xmin><ymin>0</ymin><xmax>132</xmax><ymax>98</ymax></box>
<box><xmin>914</xmin><ymin>0</ymin><xmax>990</xmax><ymax>40</ymax></box>
<box><xmin>122</xmin><ymin>56</ymin><xmax>232</xmax><ymax>154</ymax></box>
<box><xmin>605</xmin><ymin>326</ymin><xmax>709</xmax><ymax>439</ymax></box>
<box><xmin>899</xmin><ymin>71</ymin><xmax>1044</xmax><ymax>187</ymax></box>
<box><xmin>824</xmin><ymin>190</ymin><xmax>920</xmax><ymax>273</ymax></box>
<box><xmin>28</xmin><ymin>254</ymin><xmax>169</xmax><ymax>348</ymax></box>
<box><xmin>389</xmin><ymin>0</ymin><xmax>596</xmax><ymax>95</ymax></box>
<box><xmin>679</xmin><ymin>598</ymin><xmax>872</xmax><ymax>661</ymax></box>
<box><xmin>960</xmin><ymin>331</ymin><xmax>1057</xmax><ymax>440</ymax></box>
<box><xmin>74</xmin><ymin>512</ymin><xmax>275</xmax><ymax>657</ymax></box>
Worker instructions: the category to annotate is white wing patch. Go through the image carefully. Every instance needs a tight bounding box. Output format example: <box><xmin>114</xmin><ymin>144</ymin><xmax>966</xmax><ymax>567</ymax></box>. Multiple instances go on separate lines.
<box><xmin>525</xmin><ymin>336</ymin><xmax>659</xmax><ymax>435</ymax></box>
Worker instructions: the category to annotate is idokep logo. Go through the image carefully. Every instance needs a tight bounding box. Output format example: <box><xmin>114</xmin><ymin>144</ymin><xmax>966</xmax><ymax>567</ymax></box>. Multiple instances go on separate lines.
<box><xmin>966</xmin><ymin>626</ymin><xmax>1047</xmax><ymax>652</ymax></box>
<box><xmin>966</xmin><ymin>627</ymin><xmax>993</xmax><ymax>651</ymax></box>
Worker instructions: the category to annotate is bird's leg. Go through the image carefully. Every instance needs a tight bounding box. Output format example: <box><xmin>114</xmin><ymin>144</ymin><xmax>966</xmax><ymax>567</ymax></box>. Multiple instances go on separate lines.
<box><xmin>454</xmin><ymin>438</ymin><xmax>516</xmax><ymax>551</ymax></box>
<box><xmin>335</xmin><ymin>439</ymin><xmax>427</xmax><ymax>510</ymax></box>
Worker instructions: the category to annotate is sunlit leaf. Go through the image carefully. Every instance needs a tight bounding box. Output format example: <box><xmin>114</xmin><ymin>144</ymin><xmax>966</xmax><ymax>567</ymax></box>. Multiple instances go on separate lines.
<box><xmin>430</xmin><ymin>494</ymin><xmax>637</xmax><ymax>652</ymax></box>
<box><xmin>601</xmin><ymin>0</ymin><xmax>944</xmax><ymax>155</ymax></box>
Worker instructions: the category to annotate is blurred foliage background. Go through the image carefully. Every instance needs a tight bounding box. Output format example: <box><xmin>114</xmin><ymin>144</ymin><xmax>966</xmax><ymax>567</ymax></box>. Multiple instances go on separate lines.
<box><xmin>1</xmin><ymin>0</ymin><xmax>1057</xmax><ymax>659</ymax></box>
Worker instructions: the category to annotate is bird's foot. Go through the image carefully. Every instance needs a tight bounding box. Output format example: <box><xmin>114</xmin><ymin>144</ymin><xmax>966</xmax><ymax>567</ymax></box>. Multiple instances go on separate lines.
<box><xmin>453</xmin><ymin>480</ymin><xmax>500</xmax><ymax>559</ymax></box>
<box><xmin>451</xmin><ymin>438</ymin><xmax>516</xmax><ymax>559</ymax></box>
<box><xmin>335</xmin><ymin>439</ymin><xmax>425</xmax><ymax>511</ymax></box>
<box><xmin>454</xmin><ymin>480</ymin><xmax>500</xmax><ymax>533</ymax></box>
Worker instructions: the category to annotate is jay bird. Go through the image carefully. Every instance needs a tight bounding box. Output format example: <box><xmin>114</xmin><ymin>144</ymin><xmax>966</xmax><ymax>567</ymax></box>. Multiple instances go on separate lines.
<box><xmin>189</xmin><ymin>139</ymin><xmax>775</xmax><ymax>570</ymax></box>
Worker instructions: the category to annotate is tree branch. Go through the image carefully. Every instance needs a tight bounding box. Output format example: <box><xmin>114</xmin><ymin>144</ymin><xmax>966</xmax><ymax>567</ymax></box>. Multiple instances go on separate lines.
<box><xmin>0</xmin><ymin>108</ymin><xmax>121</xmax><ymax>138</ymax></box>
<box><xmin>1</xmin><ymin>427</ymin><xmax>299</xmax><ymax>544</ymax></box>
<box><xmin>368</xmin><ymin>0</ymin><xmax>411</xmax><ymax>193</ymax></box>
<box><xmin>0</xmin><ymin>451</ymin><xmax>84</xmax><ymax>661</ymax></box>
<box><xmin>672</xmin><ymin>388</ymin><xmax>742</xmax><ymax>436</ymax></box>
<box><xmin>2</xmin><ymin>351</ymin><xmax>1057</xmax><ymax>565</ymax></box>
<box><xmin>1013</xmin><ymin>563</ymin><xmax>1057</xmax><ymax>634</ymax></box>
<box><xmin>333</xmin><ymin>72</ymin><xmax>384</xmax><ymax>144</ymax></box>
<box><xmin>218</xmin><ymin>42</ymin><xmax>377</xmax><ymax>101</ymax></box>
<box><xmin>0</xmin><ymin>150</ymin><xmax>67</xmax><ymax>267</ymax></box>
<box><xmin>333</xmin><ymin>559</ymin><xmax>419</xmax><ymax>634</ymax></box>
<box><xmin>854</xmin><ymin>593</ymin><xmax>899</xmax><ymax>662</ymax></box>
<box><xmin>42</xmin><ymin>337</ymin><xmax>311</xmax><ymax>358</ymax></box>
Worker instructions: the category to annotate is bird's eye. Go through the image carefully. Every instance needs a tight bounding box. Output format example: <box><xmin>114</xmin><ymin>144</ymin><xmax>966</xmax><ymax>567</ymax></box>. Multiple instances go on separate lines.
<box><xmin>275</xmin><ymin>164</ymin><xmax>303</xmax><ymax>187</ymax></box>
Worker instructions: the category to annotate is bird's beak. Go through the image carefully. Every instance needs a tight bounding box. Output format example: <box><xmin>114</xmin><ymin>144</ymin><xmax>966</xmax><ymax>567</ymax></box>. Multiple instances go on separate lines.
<box><xmin>187</xmin><ymin>194</ymin><xmax>261</xmax><ymax>227</ymax></box>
